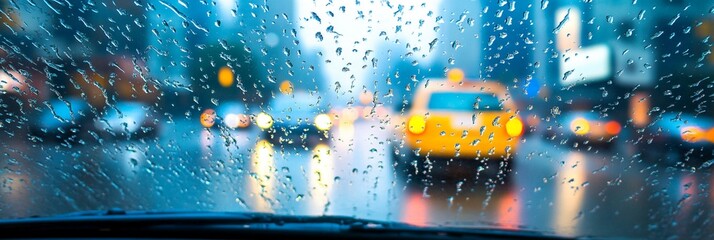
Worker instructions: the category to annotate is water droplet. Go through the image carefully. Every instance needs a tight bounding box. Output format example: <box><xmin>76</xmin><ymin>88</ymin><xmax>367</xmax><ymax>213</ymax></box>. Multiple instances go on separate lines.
<box><xmin>315</xmin><ymin>32</ymin><xmax>324</xmax><ymax>41</ymax></box>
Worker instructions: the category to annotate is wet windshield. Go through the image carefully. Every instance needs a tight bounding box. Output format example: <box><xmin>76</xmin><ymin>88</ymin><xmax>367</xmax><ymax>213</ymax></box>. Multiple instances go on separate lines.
<box><xmin>0</xmin><ymin>0</ymin><xmax>713</xmax><ymax>239</ymax></box>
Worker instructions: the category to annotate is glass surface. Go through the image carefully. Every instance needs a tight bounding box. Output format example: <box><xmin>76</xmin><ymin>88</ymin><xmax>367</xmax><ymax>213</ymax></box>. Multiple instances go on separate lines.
<box><xmin>0</xmin><ymin>0</ymin><xmax>712</xmax><ymax>238</ymax></box>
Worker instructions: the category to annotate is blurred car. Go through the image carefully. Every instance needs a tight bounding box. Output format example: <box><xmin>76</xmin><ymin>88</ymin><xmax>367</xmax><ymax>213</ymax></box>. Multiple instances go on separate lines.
<box><xmin>394</xmin><ymin>78</ymin><xmax>523</xmax><ymax>175</ymax></box>
<box><xmin>255</xmin><ymin>91</ymin><xmax>332</xmax><ymax>146</ymax></box>
<box><xmin>545</xmin><ymin>111</ymin><xmax>622</xmax><ymax>146</ymax></box>
<box><xmin>215</xmin><ymin>101</ymin><xmax>251</xmax><ymax>129</ymax></box>
<box><xmin>0</xmin><ymin>70</ymin><xmax>46</xmax><ymax>129</ymax></box>
<box><xmin>639</xmin><ymin>112</ymin><xmax>714</xmax><ymax>166</ymax></box>
<box><xmin>93</xmin><ymin>101</ymin><xmax>159</xmax><ymax>139</ymax></box>
<box><xmin>30</xmin><ymin>97</ymin><xmax>92</xmax><ymax>141</ymax></box>
<box><xmin>0</xmin><ymin>70</ymin><xmax>29</xmax><ymax>98</ymax></box>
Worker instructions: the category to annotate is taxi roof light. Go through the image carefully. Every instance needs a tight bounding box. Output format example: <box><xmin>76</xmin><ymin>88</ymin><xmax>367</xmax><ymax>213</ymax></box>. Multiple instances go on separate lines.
<box><xmin>446</xmin><ymin>68</ymin><xmax>465</xmax><ymax>82</ymax></box>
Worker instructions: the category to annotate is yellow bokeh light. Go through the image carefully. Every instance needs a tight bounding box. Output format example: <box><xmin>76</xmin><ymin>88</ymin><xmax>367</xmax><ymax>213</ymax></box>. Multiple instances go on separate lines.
<box><xmin>446</xmin><ymin>68</ymin><xmax>465</xmax><ymax>82</ymax></box>
<box><xmin>569</xmin><ymin>117</ymin><xmax>590</xmax><ymax>136</ymax></box>
<box><xmin>279</xmin><ymin>80</ymin><xmax>293</xmax><ymax>95</ymax></box>
<box><xmin>218</xmin><ymin>66</ymin><xmax>234</xmax><ymax>88</ymax></box>
<box><xmin>314</xmin><ymin>114</ymin><xmax>333</xmax><ymax>131</ymax></box>
<box><xmin>408</xmin><ymin>115</ymin><xmax>426</xmax><ymax>134</ymax></box>
<box><xmin>506</xmin><ymin>118</ymin><xmax>523</xmax><ymax>137</ymax></box>
<box><xmin>255</xmin><ymin>112</ymin><xmax>274</xmax><ymax>129</ymax></box>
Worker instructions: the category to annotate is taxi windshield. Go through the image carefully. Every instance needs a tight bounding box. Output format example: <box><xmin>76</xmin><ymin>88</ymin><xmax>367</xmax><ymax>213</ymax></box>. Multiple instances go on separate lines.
<box><xmin>427</xmin><ymin>92</ymin><xmax>502</xmax><ymax>111</ymax></box>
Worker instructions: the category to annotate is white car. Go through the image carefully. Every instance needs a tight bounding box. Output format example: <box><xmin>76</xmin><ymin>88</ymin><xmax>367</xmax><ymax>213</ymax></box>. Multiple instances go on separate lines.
<box><xmin>94</xmin><ymin>102</ymin><xmax>159</xmax><ymax>139</ymax></box>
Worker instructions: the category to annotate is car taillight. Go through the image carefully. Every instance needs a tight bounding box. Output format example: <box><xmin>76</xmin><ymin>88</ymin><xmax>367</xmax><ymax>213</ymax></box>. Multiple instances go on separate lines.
<box><xmin>505</xmin><ymin>118</ymin><xmax>523</xmax><ymax>137</ymax></box>
<box><xmin>408</xmin><ymin>116</ymin><xmax>426</xmax><ymax>134</ymax></box>
<box><xmin>681</xmin><ymin>126</ymin><xmax>704</xmax><ymax>143</ymax></box>
<box><xmin>604</xmin><ymin>121</ymin><xmax>621</xmax><ymax>135</ymax></box>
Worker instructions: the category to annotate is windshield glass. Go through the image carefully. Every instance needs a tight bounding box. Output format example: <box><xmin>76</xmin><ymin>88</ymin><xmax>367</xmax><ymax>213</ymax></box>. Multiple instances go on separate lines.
<box><xmin>428</xmin><ymin>92</ymin><xmax>502</xmax><ymax>111</ymax></box>
<box><xmin>1</xmin><ymin>0</ymin><xmax>713</xmax><ymax>239</ymax></box>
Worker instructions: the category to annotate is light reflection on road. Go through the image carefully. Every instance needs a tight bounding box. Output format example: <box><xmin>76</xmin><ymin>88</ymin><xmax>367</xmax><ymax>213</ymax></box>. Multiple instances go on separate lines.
<box><xmin>552</xmin><ymin>152</ymin><xmax>587</xmax><ymax>236</ymax></box>
<box><xmin>249</xmin><ymin>140</ymin><xmax>276</xmax><ymax>213</ymax></box>
<box><xmin>0</xmin><ymin>172</ymin><xmax>30</xmax><ymax>216</ymax></box>
<box><xmin>495</xmin><ymin>190</ymin><xmax>521</xmax><ymax>230</ymax></box>
<box><xmin>307</xmin><ymin>144</ymin><xmax>333</xmax><ymax>215</ymax></box>
<box><xmin>401</xmin><ymin>193</ymin><xmax>428</xmax><ymax>227</ymax></box>
<box><xmin>200</xmin><ymin>128</ymin><xmax>214</xmax><ymax>155</ymax></box>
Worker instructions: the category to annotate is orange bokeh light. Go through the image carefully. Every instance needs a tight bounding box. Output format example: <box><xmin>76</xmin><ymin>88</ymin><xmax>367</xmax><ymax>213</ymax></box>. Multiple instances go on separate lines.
<box><xmin>218</xmin><ymin>66</ymin><xmax>234</xmax><ymax>88</ymax></box>
<box><xmin>279</xmin><ymin>80</ymin><xmax>293</xmax><ymax>95</ymax></box>
<box><xmin>200</xmin><ymin>109</ymin><xmax>216</xmax><ymax>128</ymax></box>
<box><xmin>706</xmin><ymin>128</ymin><xmax>714</xmax><ymax>143</ymax></box>
<box><xmin>630</xmin><ymin>92</ymin><xmax>650</xmax><ymax>128</ymax></box>
<box><xmin>604</xmin><ymin>121</ymin><xmax>621</xmax><ymax>135</ymax></box>
<box><xmin>681</xmin><ymin>126</ymin><xmax>705</xmax><ymax>143</ymax></box>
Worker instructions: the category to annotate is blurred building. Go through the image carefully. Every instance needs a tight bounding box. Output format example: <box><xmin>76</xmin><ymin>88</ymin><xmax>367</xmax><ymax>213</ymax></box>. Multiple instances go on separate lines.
<box><xmin>480</xmin><ymin>0</ymin><xmax>535</xmax><ymax>83</ymax></box>
<box><xmin>537</xmin><ymin>0</ymin><xmax>714</xmax><ymax>125</ymax></box>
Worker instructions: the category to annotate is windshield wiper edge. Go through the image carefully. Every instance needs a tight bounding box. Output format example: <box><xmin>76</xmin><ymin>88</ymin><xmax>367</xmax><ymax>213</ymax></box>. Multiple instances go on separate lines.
<box><xmin>0</xmin><ymin>209</ymin><xmax>573</xmax><ymax>239</ymax></box>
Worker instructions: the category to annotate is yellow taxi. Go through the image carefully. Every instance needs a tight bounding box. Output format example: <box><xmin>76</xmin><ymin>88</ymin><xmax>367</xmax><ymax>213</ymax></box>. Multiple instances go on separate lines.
<box><xmin>400</xmin><ymin>76</ymin><xmax>523</xmax><ymax>159</ymax></box>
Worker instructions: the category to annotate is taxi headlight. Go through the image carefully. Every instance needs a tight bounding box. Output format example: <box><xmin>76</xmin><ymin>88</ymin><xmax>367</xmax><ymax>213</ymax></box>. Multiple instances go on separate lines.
<box><xmin>408</xmin><ymin>116</ymin><xmax>426</xmax><ymax>134</ymax></box>
<box><xmin>506</xmin><ymin>118</ymin><xmax>523</xmax><ymax>137</ymax></box>
<box><xmin>255</xmin><ymin>112</ymin><xmax>273</xmax><ymax>129</ymax></box>
<box><xmin>314</xmin><ymin>113</ymin><xmax>332</xmax><ymax>131</ymax></box>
